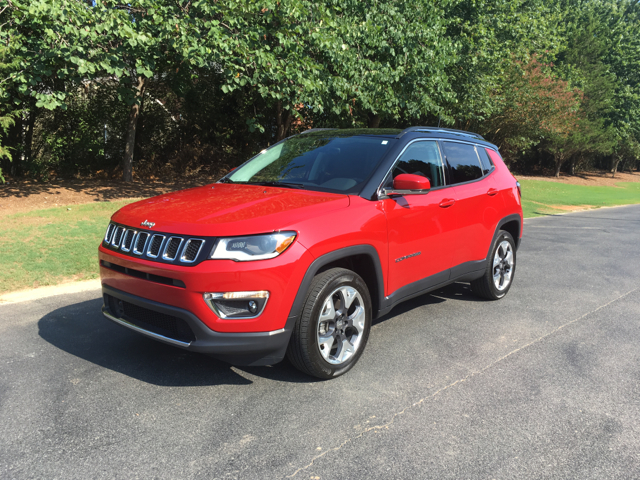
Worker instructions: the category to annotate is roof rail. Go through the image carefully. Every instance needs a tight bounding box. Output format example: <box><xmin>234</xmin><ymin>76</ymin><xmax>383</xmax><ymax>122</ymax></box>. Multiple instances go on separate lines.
<box><xmin>299</xmin><ymin>128</ymin><xmax>337</xmax><ymax>135</ymax></box>
<box><xmin>398</xmin><ymin>127</ymin><xmax>484</xmax><ymax>140</ymax></box>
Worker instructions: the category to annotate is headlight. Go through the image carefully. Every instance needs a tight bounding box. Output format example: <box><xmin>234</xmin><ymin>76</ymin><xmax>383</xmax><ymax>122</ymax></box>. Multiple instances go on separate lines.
<box><xmin>209</xmin><ymin>232</ymin><xmax>297</xmax><ymax>261</ymax></box>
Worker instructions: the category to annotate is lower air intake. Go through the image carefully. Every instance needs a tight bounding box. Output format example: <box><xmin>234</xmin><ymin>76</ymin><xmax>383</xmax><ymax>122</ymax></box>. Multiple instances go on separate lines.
<box><xmin>105</xmin><ymin>294</ymin><xmax>196</xmax><ymax>343</ymax></box>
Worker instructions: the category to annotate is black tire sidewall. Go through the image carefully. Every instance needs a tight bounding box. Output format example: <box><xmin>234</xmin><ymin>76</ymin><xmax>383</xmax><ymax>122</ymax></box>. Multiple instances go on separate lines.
<box><xmin>302</xmin><ymin>270</ymin><xmax>372</xmax><ymax>378</ymax></box>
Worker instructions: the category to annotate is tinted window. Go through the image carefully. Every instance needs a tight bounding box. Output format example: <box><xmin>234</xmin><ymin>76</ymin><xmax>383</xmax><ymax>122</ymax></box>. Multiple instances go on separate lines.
<box><xmin>389</xmin><ymin>141</ymin><xmax>444</xmax><ymax>187</ymax></box>
<box><xmin>477</xmin><ymin>147</ymin><xmax>494</xmax><ymax>175</ymax></box>
<box><xmin>227</xmin><ymin>135</ymin><xmax>394</xmax><ymax>193</ymax></box>
<box><xmin>443</xmin><ymin>142</ymin><xmax>483</xmax><ymax>184</ymax></box>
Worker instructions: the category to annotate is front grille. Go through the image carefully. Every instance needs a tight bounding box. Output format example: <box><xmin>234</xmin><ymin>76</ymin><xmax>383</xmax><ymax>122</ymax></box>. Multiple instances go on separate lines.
<box><xmin>163</xmin><ymin>237</ymin><xmax>183</xmax><ymax>260</ymax></box>
<box><xmin>105</xmin><ymin>223</ymin><xmax>116</xmax><ymax>243</ymax></box>
<box><xmin>133</xmin><ymin>232</ymin><xmax>149</xmax><ymax>255</ymax></box>
<box><xmin>105</xmin><ymin>294</ymin><xmax>196</xmax><ymax>343</ymax></box>
<box><xmin>121</xmin><ymin>229</ymin><xmax>136</xmax><ymax>252</ymax></box>
<box><xmin>111</xmin><ymin>226</ymin><xmax>125</xmax><ymax>247</ymax></box>
<box><xmin>147</xmin><ymin>235</ymin><xmax>165</xmax><ymax>258</ymax></box>
<box><xmin>102</xmin><ymin>223</ymin><xmax>212</xmax><ymax>266</ymax></box>
<box><xmin>181</xmin><ymin>239</ymin><xmax>204</xmax><ymax>262</ymax></box>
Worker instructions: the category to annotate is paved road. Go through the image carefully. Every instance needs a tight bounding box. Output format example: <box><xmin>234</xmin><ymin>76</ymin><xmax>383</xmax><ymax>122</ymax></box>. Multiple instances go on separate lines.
<box><xmin>2</xmin><ymin>205</ymin><xmax>640</xmax><ymax>479</ymax></box>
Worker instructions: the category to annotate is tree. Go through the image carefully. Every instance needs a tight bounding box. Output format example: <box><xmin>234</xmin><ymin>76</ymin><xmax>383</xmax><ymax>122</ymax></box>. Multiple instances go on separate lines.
<box><xmin>315</xmin><ymin>0</ymin><xmax>458</xmax><ymax>128</ymax></box>
<box><xmin>483</xmin><ymin>55</ymin><xmax>582</xmax><ymax>175</ymax></box>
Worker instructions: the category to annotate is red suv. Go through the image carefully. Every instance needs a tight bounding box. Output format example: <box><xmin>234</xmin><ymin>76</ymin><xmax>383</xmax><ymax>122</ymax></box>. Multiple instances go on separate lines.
<box><xmin>99</xmin><ymin>127</ymin><xmax>523</xmax><ymax>379</ymax></box>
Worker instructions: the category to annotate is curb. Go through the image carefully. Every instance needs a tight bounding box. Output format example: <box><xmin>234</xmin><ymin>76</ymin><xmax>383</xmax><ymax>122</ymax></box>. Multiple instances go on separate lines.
<box><xmin>0</xmin><ymin>279</ymin><xmax>102</xmax><ymax>305</ymax></box>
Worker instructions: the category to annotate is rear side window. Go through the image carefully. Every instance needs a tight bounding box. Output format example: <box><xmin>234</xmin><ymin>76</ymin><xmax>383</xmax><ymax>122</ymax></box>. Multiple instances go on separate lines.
<box><xmin>389</xmin><ymin>141</ymin><xmax>444</xmax><ymax>187</ymax></box>
<box><xmin>477</xmin><ymin>147</ymin><xmax>494</xmax><ymax>175</ymax></box>
<box><xmin>442</xmin><ymin>141</ymin><xmax>483</xmax><ymax>184</ymax></box>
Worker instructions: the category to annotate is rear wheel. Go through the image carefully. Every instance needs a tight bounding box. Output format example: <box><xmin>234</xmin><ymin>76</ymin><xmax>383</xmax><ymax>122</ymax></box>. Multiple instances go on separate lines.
<box><xmin>287</xmin><ymin>268</ymin><xmax>372</xmax><ymax>379</ymax></box>
<box><xmin>471</xmin><ymin>230</ymin><xmax>516</xmax><ymax>300</ymax></box>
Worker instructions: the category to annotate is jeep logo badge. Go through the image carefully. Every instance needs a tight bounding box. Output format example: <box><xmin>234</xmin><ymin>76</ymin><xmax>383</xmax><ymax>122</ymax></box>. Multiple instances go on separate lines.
<box><xmin>140</xmin><ymin>220</ymin><xmax>155</xmax><ymax>228</ymax></box>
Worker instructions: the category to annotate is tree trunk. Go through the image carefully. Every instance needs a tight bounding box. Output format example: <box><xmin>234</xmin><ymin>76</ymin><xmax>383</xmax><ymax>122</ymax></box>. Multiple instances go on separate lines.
<box><xmin>7</xmin><ymin>114</ymin><xmax>22</xmax><ymax>176</ymax></box>
<box><xmin>24</xmin><ymin>106</ymin><xmax>37</xmax><ymax>165</ymax></box>
<box><xmin>570</xmin><ymin>157</ymin><xmax>576</xmax><ymax>175</ymax></box>
<box><xmin>275</xmin><ymin>101</ymin><xmax>293</xmax><ymax>142</ymax></box>
<box><xmin>611</xmin><ymin>155</ymin><xmax>621</xmax><ymax>178</ymax></box>
<box><xmin>123</xmin><ymin>76</ymin><xmax>146</xmax><ymax>182</ymax></box>
<box><xmin>554</xmin><ymin>153</ymin><xmax>565</xmax><ymax>178</ymax></box>
<box><xmin>367</xmin><ymin>112</ymin><xmax>380</xmax><ymax>128</ymax></box>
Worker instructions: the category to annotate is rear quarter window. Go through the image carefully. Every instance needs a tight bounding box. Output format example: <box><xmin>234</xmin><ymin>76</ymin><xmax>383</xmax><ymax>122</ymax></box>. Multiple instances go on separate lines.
<box><xmin>442</xmin><ymin>142</ymin><xmax>483</xmax><ymax>184</ymax></box>
<box><xmin>477</xmin><ymin>147</ymin><xmax>494</xmax><ymax>175</ymax></box>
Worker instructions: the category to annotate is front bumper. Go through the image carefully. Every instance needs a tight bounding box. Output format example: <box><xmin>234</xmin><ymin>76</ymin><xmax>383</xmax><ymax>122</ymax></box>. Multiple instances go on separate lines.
<box><xmin>98</xmin><ymin>240</ymin><xmax>312</xmax><ymax>333</ymax></box>
<box><xmin>102</xmin><ymin>284</ymin><xmax>292</xmax><ymax>366</ymax></box>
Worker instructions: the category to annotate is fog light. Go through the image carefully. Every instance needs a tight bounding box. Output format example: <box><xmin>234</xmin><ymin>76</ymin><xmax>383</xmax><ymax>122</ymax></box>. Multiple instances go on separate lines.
<box><xmin>248</xmin><ymin>300</ymin><xmax>258</xmax><ymax>314</ymax></box>
<box><xmin>203</xmin><ymin>291</ymin><xmax>269</xmax><ymax>319</ymax></box>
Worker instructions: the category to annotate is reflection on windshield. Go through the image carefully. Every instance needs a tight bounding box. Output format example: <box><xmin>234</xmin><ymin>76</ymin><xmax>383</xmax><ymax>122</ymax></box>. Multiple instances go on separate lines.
<box><xmin>227</xmin><ymin>135</ymin><xmax>394</xmax><ymax>193</ymax></box>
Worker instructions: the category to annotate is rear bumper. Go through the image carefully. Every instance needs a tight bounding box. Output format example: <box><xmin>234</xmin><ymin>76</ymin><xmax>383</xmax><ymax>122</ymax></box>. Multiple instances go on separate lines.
<box><xmin>102</xmin><ymin>284</ymin><xmax>292</xmax><ymax>366</ymax></box>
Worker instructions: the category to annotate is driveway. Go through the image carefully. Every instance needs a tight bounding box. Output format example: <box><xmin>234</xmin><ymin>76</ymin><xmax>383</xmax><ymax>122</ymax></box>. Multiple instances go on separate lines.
<box><xmin>1</xmin><ymin>205</ymin><xmax>639</xmax><ymax>479</ymax></box>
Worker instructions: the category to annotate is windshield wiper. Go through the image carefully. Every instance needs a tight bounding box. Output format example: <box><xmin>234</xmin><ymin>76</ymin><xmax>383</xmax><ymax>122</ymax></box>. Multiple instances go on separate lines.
<box><xmin>218</xmin><ymin>177</ymin><xmax>234</xmax><ymax>184</ymax></box>
<box><xmin>246</xmin><ymin>181</ymin><xmax>305</xmax><ymax>189</ymax></box>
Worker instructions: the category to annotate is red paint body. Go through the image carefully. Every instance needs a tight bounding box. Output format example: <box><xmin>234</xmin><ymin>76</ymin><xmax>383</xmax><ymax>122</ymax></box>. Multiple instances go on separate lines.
<box><xmin>100</xmin><ymin>140</ymin><xmax>522</xmax><ymax>338</ymax></box>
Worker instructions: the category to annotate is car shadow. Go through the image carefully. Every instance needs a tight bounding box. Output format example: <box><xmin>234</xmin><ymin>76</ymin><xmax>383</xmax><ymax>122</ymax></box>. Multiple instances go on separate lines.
<box><xmin>373</xmin><ymin>282</ymin><xmax>479</xmax><ymax>326</ymax></box>
<box><xmin>38</xmin><ymin>298</ymin><xmax>312</xmax><ymax>386</ymax></box>
<box><xmin>429</xmin><ymin>282</ymin><xmax>482</xmax><ymax>302</ymax></box>
<box><xmin>39</xmin><ymin>285</ymin><xmax>484</xmax><ymax>385</ymax></box>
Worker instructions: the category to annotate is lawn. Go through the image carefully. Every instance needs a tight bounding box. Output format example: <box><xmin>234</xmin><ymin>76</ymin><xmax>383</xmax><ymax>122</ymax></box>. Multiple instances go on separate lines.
<box><xmin>519</xmin><ymin>179</ymin><xmax>640</xmax><ymax>217</ymax></box>
<box><xmin>2</xmin><ymin>179</ymin><xmax>640</xmax><ymax>295</ymax></box>
<box><xmin>0</xmin><ymin>199</ymin><xmax>137</xmax><ymax>294</ymax></box>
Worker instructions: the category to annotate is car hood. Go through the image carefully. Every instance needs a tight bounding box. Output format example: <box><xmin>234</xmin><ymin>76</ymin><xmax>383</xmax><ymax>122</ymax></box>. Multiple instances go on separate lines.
<box><xmin>112</xmin><ymin>183</ymin><xmax>350</xmax><ymax>237</ymax></box>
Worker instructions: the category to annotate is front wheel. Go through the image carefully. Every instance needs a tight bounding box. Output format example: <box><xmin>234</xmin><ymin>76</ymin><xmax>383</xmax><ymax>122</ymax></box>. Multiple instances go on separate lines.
<box><xmin>287</xmin><ymin>268</ymin><xmax>372</xmax><ymax>379</ymax></box>
<box><xmin>471</xmin><ymin>230</ymin><xmax>516</xmax><ymax>300</ymax></box>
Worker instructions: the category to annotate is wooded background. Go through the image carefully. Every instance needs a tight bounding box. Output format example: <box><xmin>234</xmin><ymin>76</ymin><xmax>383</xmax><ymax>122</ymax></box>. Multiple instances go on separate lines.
<box><xmin>1</xmin><ymin>0</ymin><xmax>639</xmax><ymax>183</ymax></box>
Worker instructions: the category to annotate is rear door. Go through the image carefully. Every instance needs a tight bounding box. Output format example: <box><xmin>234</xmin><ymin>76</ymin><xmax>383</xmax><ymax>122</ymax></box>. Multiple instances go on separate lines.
<box><xmin>441</xmin><ymin>141</ymin><xmax>501</xmax><ymax>269</ymax></box>
<box><xmin>383</xmin><ymin>140</ymin><xmax>458</xmax><ymax>295</ymax></box>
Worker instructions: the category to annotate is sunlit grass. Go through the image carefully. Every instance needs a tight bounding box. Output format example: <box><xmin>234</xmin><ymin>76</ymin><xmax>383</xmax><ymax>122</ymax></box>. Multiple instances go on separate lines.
<box><xmin>0</xmin><ymin>199</ymin><xmax>137</xmax><ymax>294</ymax></box>
<box><xmin>519</xmin><ymin>179</ymin><xmax>640</xmax><ymax>217</ymax></box>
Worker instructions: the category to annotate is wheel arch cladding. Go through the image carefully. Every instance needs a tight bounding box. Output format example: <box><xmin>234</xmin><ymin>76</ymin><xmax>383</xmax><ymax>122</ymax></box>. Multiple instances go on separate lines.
<box><xmin>287</xmin><ymin>245</ymin><xmax>385</xmax><ymax>324</ymax></box>
<box><xmin>495</xmin><ymin>215</ymin><xmax>521</xmax><ymax>253</ymax></box>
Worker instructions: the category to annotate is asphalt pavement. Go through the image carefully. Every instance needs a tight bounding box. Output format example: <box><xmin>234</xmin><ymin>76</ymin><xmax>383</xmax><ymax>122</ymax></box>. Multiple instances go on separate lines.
<box><xmin>1</xmin><ymin>205</ymin><xmax>639</xmax><ymax>479</ymax></box>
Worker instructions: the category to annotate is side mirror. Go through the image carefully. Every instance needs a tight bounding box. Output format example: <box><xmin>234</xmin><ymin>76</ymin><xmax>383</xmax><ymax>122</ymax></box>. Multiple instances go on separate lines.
<box><xmin>393</xmin><ymin>174</ymin><xmax>431</xmax><ymax>191</ymax></box>
<box><xmin>380</xmin><ymin>174</ymin><xmax>431</xmax><ymax>198</ymax></box>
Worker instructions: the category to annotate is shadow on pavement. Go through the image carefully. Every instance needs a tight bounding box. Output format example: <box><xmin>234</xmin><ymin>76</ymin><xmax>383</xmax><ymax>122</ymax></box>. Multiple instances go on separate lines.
<box><xmin>37</xmin><ymin>298</ymin><xmax>312</xmax><ymax>386</ymax></box>
<box><xmin>373</xmin><ymin>282</ymin><xmax>482</xmax><ymax>327</ymax></box>
<box><xmin>429</xmin><ymin>282</ymin><xmax>482</xmax><ymax>302</ymax></box>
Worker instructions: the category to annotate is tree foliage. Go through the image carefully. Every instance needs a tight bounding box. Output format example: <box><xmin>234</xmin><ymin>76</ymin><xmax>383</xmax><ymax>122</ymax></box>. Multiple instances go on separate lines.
<box><xmin>1</xmin><ymin>0</ymin><xmax>639</xmax><ymax>183</ymax></box>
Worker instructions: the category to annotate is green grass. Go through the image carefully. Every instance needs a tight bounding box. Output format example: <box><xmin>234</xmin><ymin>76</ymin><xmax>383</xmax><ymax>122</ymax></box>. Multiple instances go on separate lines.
<box><xmin>0</xmin><ymin>199</ymin><xmax>137</xmax><ymax>294</ymax></box>
<box><xmin>2</xmin><ymin>179</ymin><xmax>640</xmax><ymax>295</ymax></box>
<box><xmin>519</xmin><ymin>179</ymin><xmax>640</xmax><ymax>217</ymax></box>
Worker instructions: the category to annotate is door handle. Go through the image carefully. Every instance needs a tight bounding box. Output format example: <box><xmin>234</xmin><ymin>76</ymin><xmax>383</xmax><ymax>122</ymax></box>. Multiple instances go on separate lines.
<box><xmin>439</xmin><ymin>198</ymin><xmax>455</xmax><ymax>208</ymax></box>
<box><xmin>487</xmin><ymin>188</ymin><xmax>499</xmax><ymax>196</ymax></box>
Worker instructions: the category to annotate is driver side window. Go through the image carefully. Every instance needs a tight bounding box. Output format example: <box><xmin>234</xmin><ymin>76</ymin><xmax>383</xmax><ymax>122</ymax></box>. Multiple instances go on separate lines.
<box><xmin>387</xmin><ymin>141</ymin><xmax>445</xmax><ymax>188</ymax></box>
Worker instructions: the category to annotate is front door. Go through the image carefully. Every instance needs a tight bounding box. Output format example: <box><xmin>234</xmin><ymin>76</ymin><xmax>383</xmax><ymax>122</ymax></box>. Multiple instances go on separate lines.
<box><xmin>384</xmin><ymin>140</ymin><xmax>458</xmax><ymax>296</ymax></box>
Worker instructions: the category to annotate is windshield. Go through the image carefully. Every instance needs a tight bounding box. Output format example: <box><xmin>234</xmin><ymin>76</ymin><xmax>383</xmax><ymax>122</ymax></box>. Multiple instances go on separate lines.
<box><xmin>225</xmin><ymin>133</ymin><xmax>396</xmax><ymax>194</ymax></box>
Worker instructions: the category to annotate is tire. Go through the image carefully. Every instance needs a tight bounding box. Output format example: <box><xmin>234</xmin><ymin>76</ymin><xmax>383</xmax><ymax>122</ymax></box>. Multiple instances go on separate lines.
<box><xmin>287</xmin><ymin>268</ymin><xmax>372</xmax><ymax>379</ymax></box>
<box><xmin>471</xmin><ymin>230</ymin><xmax>517</xmax><ymax>300</ymax></box>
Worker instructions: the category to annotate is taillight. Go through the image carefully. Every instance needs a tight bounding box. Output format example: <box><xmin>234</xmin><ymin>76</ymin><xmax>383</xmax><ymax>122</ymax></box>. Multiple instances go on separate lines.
<box><xmin>516</xmin><ymin>181</ymin><xmax>522</xmax><ymax>198</ymax></box>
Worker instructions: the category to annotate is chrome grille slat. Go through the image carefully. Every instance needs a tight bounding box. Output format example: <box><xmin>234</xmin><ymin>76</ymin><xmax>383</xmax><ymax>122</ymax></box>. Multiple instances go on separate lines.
<box><xmin>181</xmin><ymin>239</ymin><xmax>204</xmax><ymax>263</ymax></box>
<box><xmin>111</xmin><ymin>226</ymin><xmax>125</xmax><ymax>248</ymax></box>
<box><xmin>120</xmin><ymin>229</ymin><xmax>136</xmax><ymax>252</ymax></box>
<box><xmin>162</xmin><ymin>237</ymin><xmax>184</xmax><ymax>261</ymax></box>
<box><xmin>104</xmin><ymin>223</ymin><xmax>116</xmax><ymax>243</ymax></box>
<box><xmin>147</xmin><ymin>235</ymin><xmax>166</xmax><ymax>258</ymax></box>
<box><xmin>133</xmin><ymin>232</ymin><xmax>150</xmax><ymax>255</ymax></box>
